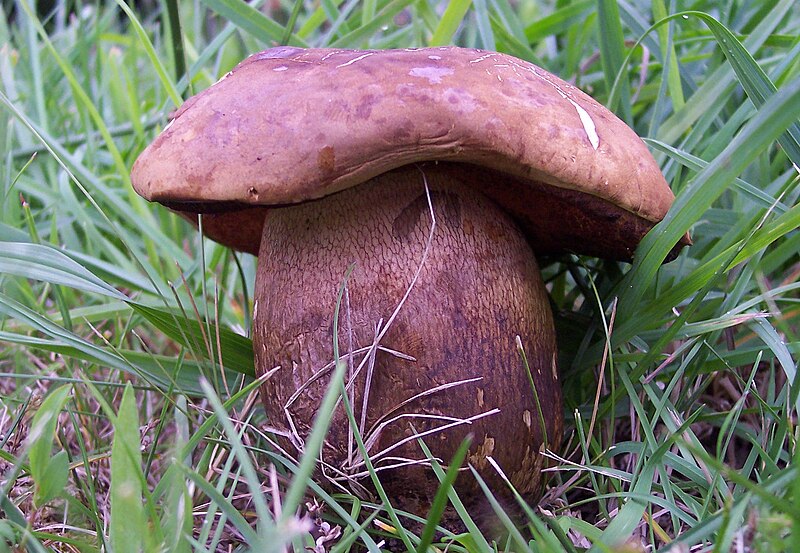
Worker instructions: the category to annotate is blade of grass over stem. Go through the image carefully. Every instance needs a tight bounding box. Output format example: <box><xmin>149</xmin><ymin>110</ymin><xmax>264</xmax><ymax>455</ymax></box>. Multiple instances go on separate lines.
<box><xmin>415</xmin><ymin>439</ymin><xmax>492</xmax><ymax>551</ymax></box>
<box><xmin>338</xmin><ymin>384</ymin><xmax>417</xmax><ymax>551</ymax></box>
<box><xmin>277</xmin><ymin>266</ymin><xmax>353</xmax><ymax>527</ymax></box>
<box><xmin>259</xmin><ymin>451</ymin><xmax>382</xmax><ymax>552</ymax></box>
<box><xmin>484</xmin><ymin>456</ymin><xmax>571</xmax><ymax>551</ymax></box>
<box><xmin>415</xmin><ymin>436</ymin><xmax>471</xmax><ymax>553</ymax></box>
<box><xmin>468</xmin><ymin>466</ymin><xmax>529</xmax><ymax>550</ymax></box>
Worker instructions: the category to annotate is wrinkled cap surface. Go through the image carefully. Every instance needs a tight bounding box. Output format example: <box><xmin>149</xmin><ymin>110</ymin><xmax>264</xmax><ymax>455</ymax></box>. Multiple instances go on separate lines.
<box><xmin>131</xmin><ymin>46</ymin><xmax>688</xmax><ymax>259</ymax></box>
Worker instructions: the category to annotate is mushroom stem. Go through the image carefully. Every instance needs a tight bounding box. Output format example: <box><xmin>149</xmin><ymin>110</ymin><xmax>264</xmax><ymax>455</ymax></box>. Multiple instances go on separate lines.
<box><xmin>253</xmin><ymin>163</ymin><xmax>562</xmax><ymax>513</ymax></box>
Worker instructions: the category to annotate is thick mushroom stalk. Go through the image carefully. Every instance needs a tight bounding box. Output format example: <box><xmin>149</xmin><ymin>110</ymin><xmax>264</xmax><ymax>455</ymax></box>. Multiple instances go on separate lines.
<box><xmin>254</xmin><ymin>163</ymin><xmax>562</xmax><ymax>512</ymax></box>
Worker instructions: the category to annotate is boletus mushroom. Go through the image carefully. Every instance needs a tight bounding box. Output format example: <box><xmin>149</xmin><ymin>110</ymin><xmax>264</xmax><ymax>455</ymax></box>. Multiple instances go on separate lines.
<box><xmin>131</xmin><ymin>47</ymin><xmax>689</xmax><ymax>521</ymax></box>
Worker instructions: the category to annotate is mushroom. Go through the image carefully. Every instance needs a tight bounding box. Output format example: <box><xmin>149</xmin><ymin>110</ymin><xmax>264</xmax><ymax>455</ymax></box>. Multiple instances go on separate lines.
<box><xmin>131</xmin><ymin>47</ymin><xmax>689</xmax><ymax>520</ymax></box>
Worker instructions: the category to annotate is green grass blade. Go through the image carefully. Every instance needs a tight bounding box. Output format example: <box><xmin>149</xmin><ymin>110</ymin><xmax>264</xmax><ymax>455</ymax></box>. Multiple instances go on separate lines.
<box><xmin>110</xmin><ymin>384</ymin><xmax>145</xmax><ymax>553</ymax></box>
<box><xmin>646</xmin><ymin>139</ymin><xmax>790</xmax><ymax>213</ymax></box>
<box><xmin>198</xmin><ymin>0</ymin><xmax>308</xmax><ymax>47</ymax></box>
<box><xmin>617</xmin><ymin>73</ymin><xmax>800</xmax><ymax>321</ymax></box>
<box><xmin>749</xmin><ymin>318</ymin><xmax>798</xmax><ymax>410</ymax></box>
<box><xmin>163</xmin><ymin>0</ymin><xmax>188</xmax><ymax>83</ymax></box>
<box><xmin>596</xmin><ymin>0</ymin><xmax>632</xmax><ymax>121</ymax></box>
<box><xmin>525</xmin><ymin>0</ymin><xmax>592</xmax><ymax>45</ymax></box>
<box><xmin>429</xmin><ymin>0</ymin><xmax>473</xmax><ymax>46</ymax></box>
<box><xmin>0</xmin><ymin>240</ymin><xmax>255</xmax><ymax>376</ymax></box>
<box><xmin>0</xmin><ymin>297</ymin><xmax>240</xmax><ymax>395</ymax></box>
<box><xmin>199</xmin><ymin>380</ymin><xmax>276</xmax><ymax>541</ymax></box>
<box><xmin>26</xmin><ymin>385</ymin><xmax>71</xmax><ymax>508</ymax></box>
<box><xmin>0</xmin><ymin>241</ymin><xmax>127</xmax><ymax>300</ymax></box>
<box><xmin>178</xmin><ymin>465</ymin><xmax>261</xmax><ymax>543</ymax></box>
<box><xmin>416</xmin><ymin>436</ymin><xmax>471</xmax><ymax>552</ymax></box>
<box><xmin>281</xmin><ymin>0</ymin><xmax>305</xmax><ymax>45</ymax></box>
<box><xmin>329</xmin><ymin>0</ymin><xmax>416</xmax><ymax>48</ymax></box>
<box><xmin>17</xmin><ymin>0</ymin><xmax>142</xmax><ymax>185</ymax></box>
<box><xmin>471</xmin><ymin>0</ymin><xmax>495</xmax><ymax>50</ymax></box>
<box><xmin>685</xmin><ymin>10</ymin><xmax>800</xmax><ymax>166</ymax></box>
<box><xmin>0</xmin><ymin>90</ymin><xmax>188</xmax><ymax>266</ymax></box>
<box><xmin>487</xmin><ymin>0</ymin><xmax>526</xmax><ymax>43</ymax></box>
<box><xmin>657</xmin><ymin>0</ymin><xmax>795</xmax><ymax>145</ymax></box>
<box><xmin>651</xmin><ymin>0</ymin><xmax>684</xmax><ymax>110</ymax></box>
<box><xmin>130</xmin><ymin>303</ymin><xmax>255</xmax><ymax>377</ymax></box>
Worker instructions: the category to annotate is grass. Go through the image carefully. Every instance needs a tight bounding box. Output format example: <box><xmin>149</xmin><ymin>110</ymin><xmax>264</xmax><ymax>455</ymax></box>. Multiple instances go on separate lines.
<box><xmin>0</xmin><ymin>0</ymin><xmax>799</xmax><ymax>551</ymax></box>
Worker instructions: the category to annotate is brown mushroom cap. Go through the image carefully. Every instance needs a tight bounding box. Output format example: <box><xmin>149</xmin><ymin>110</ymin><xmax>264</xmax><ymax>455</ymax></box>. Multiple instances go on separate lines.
<box><xmin>131</xmin><ymin>46</ymin><xmax>688</xmax><ymax>260</ymax></box>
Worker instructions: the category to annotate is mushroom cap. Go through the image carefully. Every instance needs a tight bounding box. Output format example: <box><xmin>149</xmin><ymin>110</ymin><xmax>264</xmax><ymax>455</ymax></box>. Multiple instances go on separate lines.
<box><xmin>131</xmin><ymin>46</ymin><xmax>688</xmax><ymax>259</ymax></box>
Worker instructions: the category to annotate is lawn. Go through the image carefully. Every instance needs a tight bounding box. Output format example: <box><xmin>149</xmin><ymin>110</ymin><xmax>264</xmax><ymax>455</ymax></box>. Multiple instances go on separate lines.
<box><xmin>1</xmin><ymin>0</ymin><xmax>799</xmax><ymax>551</ymax></box>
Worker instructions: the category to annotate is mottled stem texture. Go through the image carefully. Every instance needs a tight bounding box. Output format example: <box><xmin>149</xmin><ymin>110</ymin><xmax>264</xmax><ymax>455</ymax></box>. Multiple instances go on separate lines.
<box><xmin>254</xmin><ymin>163</ymin><xmax>563</xmax><ymax>520</ymax></box>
